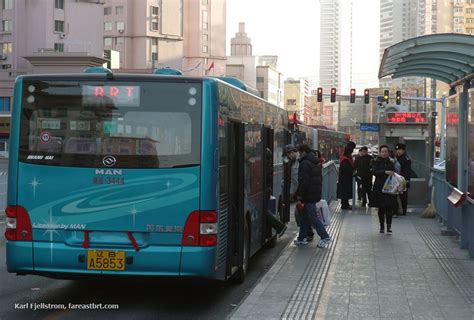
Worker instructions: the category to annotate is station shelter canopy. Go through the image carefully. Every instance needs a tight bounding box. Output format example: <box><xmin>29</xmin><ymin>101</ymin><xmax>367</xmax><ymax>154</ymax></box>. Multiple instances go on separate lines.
<box><xmin>379</xmin><ymin>33</ymin><xmax>474</xmax><ymax>85</ymax></box>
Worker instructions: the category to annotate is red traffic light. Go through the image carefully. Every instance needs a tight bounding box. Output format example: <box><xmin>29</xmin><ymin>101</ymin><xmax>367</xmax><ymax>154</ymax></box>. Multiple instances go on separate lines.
<box><xmin>350</xmin><ymin>88</ymin><xmax>356</xmax><ymax>103</ymax></box>
<box><xmin>317</xmin><ymin>87</ymin><xmax>323</xmax><ymax>102</ymax></box>
<box><xmin>330</xmin><ymin>88</ymin><xmax>336</xmax><ymax>103</ymax></box>
<box><xmin>364</xmin><ymin>89</ymin><xmax>369</xmax><ymax>104</ymax></box>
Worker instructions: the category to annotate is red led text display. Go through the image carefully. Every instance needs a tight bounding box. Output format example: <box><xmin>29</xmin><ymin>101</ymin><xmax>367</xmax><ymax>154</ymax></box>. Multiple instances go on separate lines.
<box><xmin>447</xmin><ymin>113</ymin><xmax>459</xmax><ymax>125</ymax></box>
<box><xmin>82</xmin><ymin>85</ymin><xmax>140</xmax><ymax>107</ymax></box>
<box><xmin>386</xmin><ymin>112</ymin><xmax>427</xmax><ymax>124</ymax></box>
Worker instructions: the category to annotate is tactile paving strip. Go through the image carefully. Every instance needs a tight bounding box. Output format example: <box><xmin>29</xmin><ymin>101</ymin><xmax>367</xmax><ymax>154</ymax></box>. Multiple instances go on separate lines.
<box><xmin>281</xmin><ymin>205</ymin><xmax>346</xmax><ymax>320</ymax></box>
<box><xmin>416</xmin><ymin>225</ymin><xmax>474</xmax><ymax>304</ymax></box>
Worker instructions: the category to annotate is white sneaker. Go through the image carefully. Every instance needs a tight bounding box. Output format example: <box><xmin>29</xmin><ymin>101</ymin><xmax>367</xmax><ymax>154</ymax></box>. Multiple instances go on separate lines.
<box><xmin>317</xmin><ymin>237</ymin><xmax>332</xmax><ymax>248</ymax></box>
<box><xmin>294</xmin><ymin>239</ymin><xmax>309</xmax><ymax>245</ymax></box>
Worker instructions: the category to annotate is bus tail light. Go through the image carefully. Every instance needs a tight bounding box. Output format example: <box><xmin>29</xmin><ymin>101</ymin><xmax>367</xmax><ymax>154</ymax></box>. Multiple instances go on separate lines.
<box><xmin>182</xmin><ymin>210</ymin><xmax>218</xmax><ymax>247</ymax></box>
<box><xmin>4</xmin><ymin>205</ymin><xmax>33</xmax><ymax>241</ymax></box>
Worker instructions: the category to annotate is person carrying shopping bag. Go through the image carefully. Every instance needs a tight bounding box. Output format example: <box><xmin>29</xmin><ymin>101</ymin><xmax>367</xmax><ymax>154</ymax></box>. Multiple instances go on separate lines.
<box><xmin>371</xmin><ymin>145</ymin><xmax>398</xmax><ymax>234</ymax></box>
<box><xmin>293</xmin><ymin>144</ymin><xmax>331</xmax><ymax>247</ymax></box>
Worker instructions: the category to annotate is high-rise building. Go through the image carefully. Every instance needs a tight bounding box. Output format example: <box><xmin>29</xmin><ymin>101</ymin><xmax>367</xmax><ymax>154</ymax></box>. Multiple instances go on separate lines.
<box><xmin>226</xmin><ymin>22</ymin><xmax>258</xmax><ymax>88</ymax></box>
<box><xmin>425</xmin><ymin>0</ymin><xmax>474</xmax><ymax>35</ymax></box>
<box><xmin>0</xmin><ymin>0</ymin><xmax>106</xmax><ymax>152</ymax></box>
<box><xmin>182</xmin><ymin>0</ymin><xmax>226</xmax><ymax>76</ymax></box>
<box><xmin>379</xmin><ymin>0</ymin><xmax>426</xmax><ymax>93</ymax></box>
<box><xmin>103</xmin><ymin>0</ymin><xmax>183</xmax><ymax>72</ymax></box>
<box><xmin>319</xmin><ymin>0</ymin><xmax>341</xmax><ymax>92</ymax></box>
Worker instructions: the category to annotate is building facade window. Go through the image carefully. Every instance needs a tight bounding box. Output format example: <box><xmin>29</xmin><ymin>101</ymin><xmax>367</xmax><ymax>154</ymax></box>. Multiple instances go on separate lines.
<box><xmin>2</xmin><ymin>42</ymin><xmax>11</xmax><ymax>54</ymax></box>
<box><xmin>116</xmin><ymin>6</ymin><xmax>124</xmax><ymax>15</ymax></box>
<box><xmin>116</xmin><ymin>21</ymin><xmax>124</xmax><ymax>32</ymax></box>
<box><xmin>2</xmin><ymin>20</ymin><xmax>12</xmax><ymax>32</ymax></box>
<box><xmin>55</xmin><ymin>0</ymin><xmax>64</xmax><ymax>9</ymax></box>
<box><xmin>151</xmin><ymin>52</ymin><xmax>158</xmax><ymax>61</ymax></box>
<box><xmin>202</xmin><ymin>0</ymin><xmax>208</xmax><ymax>4</ymax></box>
<box><xmin>151</xmin><ymin>22</ymin><xmax>159</xmax><ymax>30</ymax></box>
<box><xmin>54</xmin><ymin>43</ymin><xmax>64</xmax><ymax>52</ymax></box>
<box><xmin>287</xmin><ymin>99</ymin><xmax>296</xmax><ymax>105</ymax></box>
<box><xmin>0</xmin><ymin>97</ymin><xmax>10</xmax><ymax>111</ymax></box>
<box><xmin>151</xmin><ymin>6</ymin><xmax>159</xmax><ymax>15</ymax></box>
<box><xmin>257</xmin><ymin>77</ymin><xmax>264</xmax><ymax>83</ymax></box>
<box><xmin>151</xmin><ymin>38</ymin><xmax>158</xmax><ymax>46</ymax></box>
<box><xmin>104</xmin><ymin>7</ymin><xmax>112</xmax><ymax>15</ymax></box>
<box><xmin>116</xmin><ymin>37</ymin><xmax>124</xmax><ymax>46</ymax></box>
<box><xmin>202</xmin><ymin>34</ymin><xmax>208</xmax><ymax>41</ymax></box>
<box><xmin>1</xmin><ymin>64</ymin><xmax>11</xmax><ymax>69</ymax></box>
<box><xmin>202</xmin><ymin>45</ymin><xmax>208</xmax><ymax>53</ymax></box>
<box><xmin>202</xmin><ymin>10</ymin><xmax>208</xmax><ymax>23</ymax></box>
<box><xmin>202</xmin><ymin>22</ymin><xmax>208</xmax><ymax>30</ymax></box>
<box><xmin>104</xmin><ymin>37</ymin><xmax>112</xmax><ymax>47</ymax></box>
<box><xmin>2</xmin><ymin>0</ymin><xmax>12</xmax><ymax>10</ymax></box>
<box><xmin>104</xmin><ymin>22</ymin><xmax>112</xmax><ymax>31</ymax></box>
<box><xmin>54</xmin><ymin>20</ymin><xmax>64</xmax><ymax>32</ymax></box>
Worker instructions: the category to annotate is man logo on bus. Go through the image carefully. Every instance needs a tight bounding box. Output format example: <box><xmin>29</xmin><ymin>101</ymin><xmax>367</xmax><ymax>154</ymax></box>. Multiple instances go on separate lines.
<box><xmin>102</xmin><ymin>156</ymin><xmax>117</xmax><ymax>167</ymax></box>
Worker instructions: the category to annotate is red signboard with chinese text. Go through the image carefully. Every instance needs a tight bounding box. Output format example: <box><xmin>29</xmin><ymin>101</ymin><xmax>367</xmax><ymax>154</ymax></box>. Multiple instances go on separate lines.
<box><xmin>386</xmin><ymin>112</ymin><xmax>428</xmax><ymax>124</ymax></box>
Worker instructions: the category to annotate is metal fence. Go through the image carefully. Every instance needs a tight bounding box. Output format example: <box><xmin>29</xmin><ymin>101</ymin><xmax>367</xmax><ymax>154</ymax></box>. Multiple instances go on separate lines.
<box><xmin>431</xmin><ymin>167</ymin><xmax>474</xmax><ymax>257</ymax></box>
<box><xmin>431</xmin><ymin>168</ymin><xmax>463</xmax><ymax>234</ymax></box>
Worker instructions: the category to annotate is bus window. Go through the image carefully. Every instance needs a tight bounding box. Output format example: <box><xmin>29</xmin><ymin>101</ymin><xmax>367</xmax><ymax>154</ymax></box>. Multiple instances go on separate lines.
<box><xmin>19</xmin><ymin>80</ymin><xmax>201</xmax><ymax>168</ymax></box>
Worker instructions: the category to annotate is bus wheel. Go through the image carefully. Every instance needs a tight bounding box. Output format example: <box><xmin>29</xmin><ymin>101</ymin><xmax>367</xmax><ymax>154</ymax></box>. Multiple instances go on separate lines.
<box><xmin>235</xmin><ymin>222</ymin><xmax>250</xmax><ymax>284</ymax></box>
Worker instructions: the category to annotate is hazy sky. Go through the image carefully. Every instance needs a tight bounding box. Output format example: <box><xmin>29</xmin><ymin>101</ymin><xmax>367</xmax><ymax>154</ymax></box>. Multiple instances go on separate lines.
<box><xmin>226</xmin><ymin>0</ymin><xmax>380</xmax><ymax>92</ymax></box>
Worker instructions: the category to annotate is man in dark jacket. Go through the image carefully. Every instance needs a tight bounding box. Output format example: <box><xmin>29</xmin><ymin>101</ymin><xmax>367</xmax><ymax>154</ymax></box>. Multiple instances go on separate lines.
<box><xmin>354</xmin><ymin>146</ymin><xmax>373</xmax><ymax>207</ymax></box>
<box><xmin>395</xmin><ymin>143</ymin><xmax>411</xmax><ymax>215</ymax></box>
<box><xmin>294</xmin><ymin>144</ymin><xmax>331</xmax><ymax>247</ymax></box>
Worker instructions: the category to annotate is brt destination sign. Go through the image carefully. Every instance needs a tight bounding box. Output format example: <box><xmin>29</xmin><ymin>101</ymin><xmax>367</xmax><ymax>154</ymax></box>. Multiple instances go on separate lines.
<box><xmin>359</xmin><ymin>123</ymin><xmax>380</xmax><ymax>132</ymax></box>
<box><xmin>386</xmin><ymin>112</ymin><xmax>428</xmax><ymax>124</ymax></box>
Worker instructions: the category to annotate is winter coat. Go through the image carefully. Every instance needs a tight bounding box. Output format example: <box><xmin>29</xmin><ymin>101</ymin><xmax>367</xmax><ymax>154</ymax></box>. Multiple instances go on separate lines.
<box><xmin>354</xmin><ymin>154</ymin><xmax>373</xmax><ymax>181</ymax></box>
<box><xmin>295</xmin><ymin>152</ymin><xmax>322</xmax><ymax>203</ymax></box>
<box><xmin>396</xmin><ymin>153</ymin><xmax>412</xmax><ymax>181</ymax></box>
<box><xmin>371</xmin><ymin>156</ymin><xmax>397</xmax><ymax>208</ymax></box>
<box><xmin>337</xmin><ymin>156</ymin><xmax>354</xmax><ymax>200</ymax></box>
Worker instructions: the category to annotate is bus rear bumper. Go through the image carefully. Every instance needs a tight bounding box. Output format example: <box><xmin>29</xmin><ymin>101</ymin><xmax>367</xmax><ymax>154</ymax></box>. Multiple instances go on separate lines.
<box><xmin>6</xmin><ymin>241</ymin><xmax>221</xmax><ymax>279</ymax></box>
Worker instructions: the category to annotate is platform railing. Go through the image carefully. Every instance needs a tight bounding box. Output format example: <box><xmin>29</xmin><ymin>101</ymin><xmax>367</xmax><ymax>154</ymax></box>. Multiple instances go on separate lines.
<box><xmin>431</xmin><ymin>167</ymin><xmax>474</xmax><ymax>258</ymax></box>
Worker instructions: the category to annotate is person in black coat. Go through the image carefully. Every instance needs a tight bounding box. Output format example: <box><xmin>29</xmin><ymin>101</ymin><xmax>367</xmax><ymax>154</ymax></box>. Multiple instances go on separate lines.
<box><xmin>395</xmin><ymin>143</ymin><xmax>411</xmax><ymax>215</ymax></box>
<box><xmin>294</xmin><ymin>144</ymin><xmax>330</xmax><ymax>246</ymax></box>
<box><xmin>354</xmin><ymin>146</ymin><xmax>373</xmax><ymax>207</ymax></box>
<box><xmin>337</xmin><ymin>146</ymin><xmax>354</xmax><ymax>210</ymax></box>
<box><xmin>371</xmin><ymin>145</ymin><xmax>398</xmax><ymax>234</ymax></box>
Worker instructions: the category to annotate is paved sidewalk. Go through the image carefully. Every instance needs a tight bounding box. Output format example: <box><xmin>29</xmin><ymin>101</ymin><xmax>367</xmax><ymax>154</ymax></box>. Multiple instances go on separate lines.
<box><xmin>230</xmin><ymin>204</ymin><xmax>474</xmax><ymax>320</ymax></box>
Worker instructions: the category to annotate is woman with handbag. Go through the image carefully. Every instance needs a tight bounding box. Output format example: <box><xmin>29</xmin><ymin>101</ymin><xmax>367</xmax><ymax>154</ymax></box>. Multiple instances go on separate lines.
<box><xmin>371</xmin><ymin>145</ymin><xmax>398</xmax><ymax>234</ymax></box>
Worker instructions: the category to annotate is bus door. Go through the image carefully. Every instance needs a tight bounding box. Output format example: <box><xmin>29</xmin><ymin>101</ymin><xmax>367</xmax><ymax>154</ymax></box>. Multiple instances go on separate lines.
<box><xmin>262</xmin><ymin>127</ymin><xmax>274</xmax><ymax>243</ymax></box>
<box><xmin>225</xmin><ymin>121</ymin><xmax>245</xmax><ymax>278</ymax></box>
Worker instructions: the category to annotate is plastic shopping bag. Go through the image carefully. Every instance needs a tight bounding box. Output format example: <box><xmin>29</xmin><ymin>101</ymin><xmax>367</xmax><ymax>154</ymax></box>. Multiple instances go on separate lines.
<box><xmin>382</xmin><ymin>173</ymin><xmax>406</xmax><ymax>194</ymax></box>
<box><xmin>393</xmin><ymin>172</ymin><xmax>407</xmax><ymax>193</ymax></box>
<box><xmin>316</xmin><ymin>200</ymin><xmax>331</xmax><ymax>226</ymax></box>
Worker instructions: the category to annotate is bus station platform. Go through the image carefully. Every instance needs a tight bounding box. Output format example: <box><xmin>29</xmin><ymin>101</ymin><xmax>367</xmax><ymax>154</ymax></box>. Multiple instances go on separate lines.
<box><xmin>230</xmin><ymin>203</ymin><xmax>474</xmax><ymax>320</ymax></box>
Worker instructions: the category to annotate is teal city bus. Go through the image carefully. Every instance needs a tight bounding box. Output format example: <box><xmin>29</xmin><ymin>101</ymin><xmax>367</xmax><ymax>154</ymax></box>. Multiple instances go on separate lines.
<box><xmin>4</xmin><ymin>68</ymin><xmax>290</xmax><ymax>282</ymax></box>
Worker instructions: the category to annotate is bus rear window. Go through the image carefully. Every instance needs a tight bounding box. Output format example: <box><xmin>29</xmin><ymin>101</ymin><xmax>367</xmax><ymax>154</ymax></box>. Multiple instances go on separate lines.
<box><xmin>19</xmin><ymin>79</ymin><xmax>201</xmax><ymax>168</ymax></box>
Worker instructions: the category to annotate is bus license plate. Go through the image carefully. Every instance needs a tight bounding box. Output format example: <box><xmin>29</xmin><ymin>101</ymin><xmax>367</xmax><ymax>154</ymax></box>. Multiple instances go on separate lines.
<box><xmin>87</xmin><ymin>250</ymin><xmax>125</xmax><ymax>271</ymax></box>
